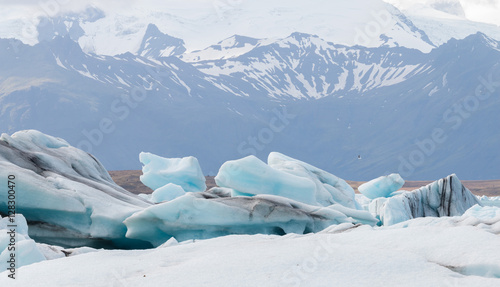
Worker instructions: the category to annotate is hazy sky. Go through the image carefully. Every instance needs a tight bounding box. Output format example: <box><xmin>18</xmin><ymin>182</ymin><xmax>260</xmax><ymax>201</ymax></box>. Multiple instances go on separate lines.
<box><xmin>1</xmin><ymin>0</ymin><xmax>499</xmax><ymax>26</ymax></box>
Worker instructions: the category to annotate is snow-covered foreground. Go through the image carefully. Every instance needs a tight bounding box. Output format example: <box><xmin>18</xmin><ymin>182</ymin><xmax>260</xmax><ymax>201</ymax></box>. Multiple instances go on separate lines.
<box><xmin>1</xmin><ymin>218</ymin><xmax>499</xmax><ymax>286</ymax></box>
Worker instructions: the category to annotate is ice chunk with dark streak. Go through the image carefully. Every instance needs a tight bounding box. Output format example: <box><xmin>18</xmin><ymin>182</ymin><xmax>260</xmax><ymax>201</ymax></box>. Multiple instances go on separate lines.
<box><xmin>370</xmin><ymin>174</ymin><xmax>480</xmax><ymax>226</ymax></box>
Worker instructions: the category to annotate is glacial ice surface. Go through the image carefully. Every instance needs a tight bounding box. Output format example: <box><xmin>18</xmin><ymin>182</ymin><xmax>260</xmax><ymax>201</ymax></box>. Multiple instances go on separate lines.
<box><xmin>389</xmin><ymin>204</ymin><xmax>500</xmax><ymax>235</ymax></box>
<box><xmin>478</xmin><ymin>196</ymin><xmax>500</xmax><ymax>208</ymax></box>
<box><xmin>370</xmin><ymin>174</ymin><xmax>481</xmax><ymax>225</ymax></box>
<box><xmin>358</xmin><ymin>173</ymin><xmax>405</xmax><ymax>199</ymax></box>
<box><xmin>139</xmin><ymin>152</ymin><xmax>206</xmax><ymax>193</ymax></box>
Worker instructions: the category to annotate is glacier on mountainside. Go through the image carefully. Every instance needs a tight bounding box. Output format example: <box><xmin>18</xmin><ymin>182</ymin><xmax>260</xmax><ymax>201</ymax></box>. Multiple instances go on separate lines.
<box><xmin>383</xmin><ymin>0</ymin><xmax>500</xmax><ymax>46</ymax></box>
<box><xmin>0</xmin><ymin>130</ymin><xmax>152</xmax><ymax>248</ymax></box>
<box><xmin>358</xmin><ymin>173</ymin><xmax>405</xmax><ymax>199</ymax></box>
<box><xmin>370</xmin><ymin>174</ymin><xmax>481</xmax><ymax>225</ymax></box>
<box><xmin>7</xmin><ymin>0</ymin><xmax>436</xmax><ymax>55</ymax></box>
<box><xmin>140</xmin><ymin>152</ymin><xmax>206</xmax><ymax>193</ymax></box>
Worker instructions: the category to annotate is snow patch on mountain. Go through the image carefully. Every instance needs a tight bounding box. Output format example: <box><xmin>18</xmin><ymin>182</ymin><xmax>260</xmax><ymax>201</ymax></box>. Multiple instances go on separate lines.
<box><xmin>179</xmin><ymin>35</ymin><xmax>263</xmax><ymax>62</ymax></box>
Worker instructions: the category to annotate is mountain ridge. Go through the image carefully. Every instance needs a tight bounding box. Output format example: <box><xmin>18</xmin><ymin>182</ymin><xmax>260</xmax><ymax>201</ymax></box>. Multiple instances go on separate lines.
<box><xmin>1</xmin><ymin>31</ymin><xmax>499</xmax><ymax>180</ymax></box>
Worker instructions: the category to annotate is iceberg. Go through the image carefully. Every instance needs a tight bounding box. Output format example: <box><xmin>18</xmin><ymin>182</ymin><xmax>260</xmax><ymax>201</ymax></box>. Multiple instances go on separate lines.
<box><xmin>124</xmin><ymin>192</ymin><xmax>375</xmax><ymax>247</ymax></box>
<box><xmin>268</xmin><ymin>152</ymin><xmax>360</xmax><ymax>209</ymax></box>
<box><xmin>151</xmin><ymin>183</ymin><xmax>186</xmax><ymax>203</ymax></box>
<box><xmin>0</xmin><ymin>130</ymin><xmax>152</xmax><ymax>248</ymax></box>
<box><xmin>215</xmin><ymin>152</ymin><xmax>360</xmax><ymax>209</ymax></box>
<box><xmin>0</xmin><ymin>214</ymin><xmax>46</xmax><ymax>271</ymax></box>
<box><xmin>1</xmin><ymin>213</ymin><xmax>99</xmax><ymax>273</ymax></box>
<box><xmin>126</xmin><ymin>152</ymin><xmax>378</xmax><ymax>246</ymax></box>
<box><xmin>371</xmin><ymin>174</ymin><xmax>481</xmax><ymax>225</ymax></box>
<box><xmin>215</xmin><ymin>155</ymin><xmax>318</xmax><ymax>205</ymax></box>
<box><xmin>139</xmin><ymin>152</ymin><xmax>206</xmax><ymax>193</ymax></box>
<box><xmin>0</xmin><ymin>131</ymin><xmax>375</xmax><ymax>249</ymax></box>
<box><xmin>358</xmin><ymin>173</ymin><xmax>405</xmax><ymax>199</ymax></box>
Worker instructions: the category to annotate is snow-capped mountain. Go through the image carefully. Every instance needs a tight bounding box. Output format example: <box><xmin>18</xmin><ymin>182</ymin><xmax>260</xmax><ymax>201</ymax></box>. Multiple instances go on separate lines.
<box><xmin>193</xmin><ymin>32</ymin><xmax>428</xmax><ymax>99</ymax></box>
<box><xmin>137</xmin><ymin>24</ymin><xmax>186</xmax><ymax>58</ymax></box>
<box><xmin>1</xmin><ymin>28</ymin><xmax>499</xmax><ymax>180</ymax></box>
